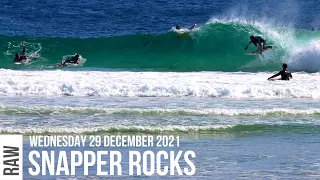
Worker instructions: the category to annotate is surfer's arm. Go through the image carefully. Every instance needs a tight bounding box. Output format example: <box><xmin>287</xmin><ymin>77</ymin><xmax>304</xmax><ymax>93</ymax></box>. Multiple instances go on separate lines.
<box><xmin>189</xmin><ymin>24</ymin><xmax>197</xmax><ymax>30</ymax></box>
<box><xmin>267</xmin><ymin>72</ymin><xmax>281</xmax><ymax>80</ymax></box>
<box><xmin>245</xmin><ymin>42</ymin><xmax>252</xmax><ymax>50</ymax></box>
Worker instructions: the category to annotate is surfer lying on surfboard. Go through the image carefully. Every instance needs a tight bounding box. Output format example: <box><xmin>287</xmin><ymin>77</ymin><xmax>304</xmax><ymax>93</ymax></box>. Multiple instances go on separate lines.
<box><xmin>56</xmin><ymin>54</ymin><xmax>81</xmax><ymax>67</ymax></box>
<box><xmin>244</xmin><ymin>36</ymin><xmax>273</xmax><ymax>54</ymax></box>
<box><xmin>14</xmin><ymin>44</ymin><xmax>27</xmax><ymax>63</ymax></box>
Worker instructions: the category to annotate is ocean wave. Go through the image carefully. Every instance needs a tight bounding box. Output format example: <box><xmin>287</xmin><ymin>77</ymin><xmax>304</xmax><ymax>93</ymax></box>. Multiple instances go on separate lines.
<box><xmin>1</xmin><ymin>124</ymin><xmax>319</xmax><ymax>135</ymax></box>
<box><xmin>1</xmin><ymin>105</ymin><xmax>320</xmax><ymax>117</ymax></box>
<box><xmin>1</xmin><ymin>18</ymin><xmax>320</xmax><ymax>72</ymax></box>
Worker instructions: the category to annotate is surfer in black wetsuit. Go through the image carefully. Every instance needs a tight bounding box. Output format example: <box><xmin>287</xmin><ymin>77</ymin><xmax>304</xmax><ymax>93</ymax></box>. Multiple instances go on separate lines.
<box><xmin>175</xmin><ymin>24</ymin><xmax>197</xmax><ymax>30</ymax></box>
<box><xmin>245</xmin><ymin>36</ymin><xmax>272</xmax><ymax>54</ymax></box>
<box><xmin>56</xmin><ymin>54</ymin><xmax>81</xmax><ymax>67</ymax></box>
<box><xmin>268</xmin><ymin>63</ymin><xmax>293</xmax><ymax>81</ymax></box>
<box><xmin>14</xmin><ymin>44</ymin><xmax>27</xmax><ymax>62</ymax></box>
<box><xmin>175</xmin><ymin>24</ymin><xmax>197</xmax><ymax>40</ymax></box>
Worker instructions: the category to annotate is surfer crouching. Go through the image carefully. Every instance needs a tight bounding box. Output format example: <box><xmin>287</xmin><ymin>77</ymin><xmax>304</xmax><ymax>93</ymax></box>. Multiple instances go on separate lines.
<box><xmin>245</xmin><ymin>36</ymin><xmax>273</xmax><ymax>54</ymax></box>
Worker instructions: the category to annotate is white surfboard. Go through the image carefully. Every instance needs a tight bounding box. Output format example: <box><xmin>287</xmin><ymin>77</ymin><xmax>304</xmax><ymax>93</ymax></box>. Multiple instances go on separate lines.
<box><xmin>246</xmin><ymin>46</ymin><xmax>276</xmax><ymax>56</ymax></box>
<box><xmin>56</xmin><ymin>54</ymin><xmax>86</xmax><ymax>67</ymax></box>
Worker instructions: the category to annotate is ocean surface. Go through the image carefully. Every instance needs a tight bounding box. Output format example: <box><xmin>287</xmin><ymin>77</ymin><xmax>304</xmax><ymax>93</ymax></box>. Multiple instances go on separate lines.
<box><xmin>1</xmin><ymin>0</ymin><xmax>320</xmax><ymax>179</ymax></box>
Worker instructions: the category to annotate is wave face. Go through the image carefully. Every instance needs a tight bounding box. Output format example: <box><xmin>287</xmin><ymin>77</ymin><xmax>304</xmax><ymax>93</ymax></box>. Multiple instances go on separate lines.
<box><xmin>1</xmin><ymin>19</ymin><xmax>320</xmax><ymax>72</ymax></box>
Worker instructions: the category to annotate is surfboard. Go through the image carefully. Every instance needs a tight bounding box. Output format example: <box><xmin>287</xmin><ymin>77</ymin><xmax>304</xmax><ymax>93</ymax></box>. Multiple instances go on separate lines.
<box><xmin>63</xmin><ymin>62</ymin><xmax>79</xmax><ymax>67</ymax></box>
<box><xmin>246</xmin><ymin>46</ymin><xmax>276</xmax><ymax>56</ymax></box>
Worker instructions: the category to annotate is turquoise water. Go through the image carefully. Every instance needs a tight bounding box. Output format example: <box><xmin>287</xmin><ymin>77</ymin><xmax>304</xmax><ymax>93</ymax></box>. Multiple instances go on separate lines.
<box><xmin>2</xmin><ymin>24</ymin><xmax>320</xmax><ymax>72</ymax></box>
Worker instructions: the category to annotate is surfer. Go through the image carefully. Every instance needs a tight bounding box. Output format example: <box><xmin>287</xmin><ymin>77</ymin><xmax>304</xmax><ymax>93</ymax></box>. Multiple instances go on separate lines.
<box><xmin>245</xmin><ymin>36</ymin><xmax>272</xmax><ymax>54</ymax></box>
<box><xmin>14</xmin><ymin>44</ymin><xmax>27</xmax><ymax>62</ymax></box>
<box><xmin>175</xmin><ymin>24</ymin><xmax>197</xmax><ymax>30</ymax></box>
<box><xmin>56</xmin><ymin>54</ymin><xmax>81</xmax><ymax>67</ymax></box>
<box><xmin>267</xmin><ymin>63</ymin><xmax>293</xmax><ymax>81</ymax></box>
<box><xmin>175</xmin><ymin>24</ymin><xmax>197</xmax><ymax>40</ymax></box>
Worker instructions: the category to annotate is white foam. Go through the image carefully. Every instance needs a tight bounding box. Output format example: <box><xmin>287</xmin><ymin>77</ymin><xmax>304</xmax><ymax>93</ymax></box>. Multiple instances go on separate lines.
<box><xmin>0</xmin><ymin>70</ymin><xmax>319</xmax><ymax>99</ymax></box>
<box><xmin>0</xmin><ymin>125</ymin><xmax>233</xmax><ymax>134</ymax></box>
<box><xmin>288</xmin><ymin>40</ymin><xmax>320</xmax><ymax>72</ymax></box>
<box><xmin>1</xmin><ymin>105</ymin><xmax>319</xmax><ymax>116</ymax></box>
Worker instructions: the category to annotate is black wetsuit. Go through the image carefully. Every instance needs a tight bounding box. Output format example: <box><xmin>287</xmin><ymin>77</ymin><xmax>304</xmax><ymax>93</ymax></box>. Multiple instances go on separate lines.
<box><xmin>252</xmin><ymin>36</ymin><xmax>266</xmax><ymax>47</ymax></box>
<box><xmin>279</xmin><ymin>70</ymin><xmax>292</xmax><ymax>80</ymax></box>
<box><xmin>65</xmin><ymin>56</ymin><xmax>79</xmax><ymax>64</ymax></box>
<box><xmin>14</xmin><ymin>46</ymin><xmax>27</xmax><ymax>62</ymax></box>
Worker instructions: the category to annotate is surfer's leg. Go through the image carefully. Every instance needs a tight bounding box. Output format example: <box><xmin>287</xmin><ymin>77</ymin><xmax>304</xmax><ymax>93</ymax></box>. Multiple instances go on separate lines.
<box><xmin>56</xmin><ymin>60</ymin><xmax>64</xmax><ymax>67</ymax></box>
<box><xmin>56</xmin><ymin>60</ymin><xmax>65</xmax><ymax>67</ymax></box>
<box><xmin>262</xmin><ymin>42</ymin><xmax>266</xmax><ymax>49</ymax></box>
<box><xmin>21</xmin><ymin>46</ymin><xmax>26</xmax><ymax>55</ymax></box>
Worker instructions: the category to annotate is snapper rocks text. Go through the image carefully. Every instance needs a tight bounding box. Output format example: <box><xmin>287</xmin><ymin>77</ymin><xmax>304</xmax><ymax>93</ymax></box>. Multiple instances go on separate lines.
<box><xmin>27</xmin><ymin>135</ymin><xmax>196</xmax><ymax>176</ymax></box>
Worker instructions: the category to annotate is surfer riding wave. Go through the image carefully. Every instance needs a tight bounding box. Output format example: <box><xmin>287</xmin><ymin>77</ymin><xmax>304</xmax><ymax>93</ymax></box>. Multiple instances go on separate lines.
<box><xmin>245</xmin><ymin>36</ymin><xmax>274</xmax><ymax>54</ymax></box>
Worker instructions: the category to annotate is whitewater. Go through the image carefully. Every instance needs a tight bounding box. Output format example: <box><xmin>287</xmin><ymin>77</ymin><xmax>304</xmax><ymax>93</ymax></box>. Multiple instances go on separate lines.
<box><xmin>1</xmin><ymin>95</ymin><xmax>319</xmax><ymax>134</ymax></box>
<box><xmin>0</xmin><ymin>69</ymin><xmax>319</xmax><ymax>98</ymax></box>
